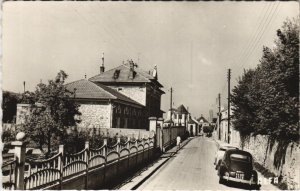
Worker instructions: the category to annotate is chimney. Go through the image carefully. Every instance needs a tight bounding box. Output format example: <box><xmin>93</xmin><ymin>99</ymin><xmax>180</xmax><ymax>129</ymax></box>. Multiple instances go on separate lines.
<box><xmin>153</xmin><ymin>65</ymin><xmax>158</xmax><ymax>80</ymax></box>
<box><xmin>128</xmin><ymin>60</ymin><xmax>135</xmax><ymax>79</ymax></box>
<box><xmin>100</xmin><ymin>52</ymin><xmax>105</xmax><ymax>74</ymax></box>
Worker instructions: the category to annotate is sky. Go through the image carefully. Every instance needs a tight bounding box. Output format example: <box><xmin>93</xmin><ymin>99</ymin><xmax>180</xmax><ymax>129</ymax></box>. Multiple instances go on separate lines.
<box><xmin>2</xmin><ymin>1</ymin><xmax>299</xmax><ymax>119</ymax></box>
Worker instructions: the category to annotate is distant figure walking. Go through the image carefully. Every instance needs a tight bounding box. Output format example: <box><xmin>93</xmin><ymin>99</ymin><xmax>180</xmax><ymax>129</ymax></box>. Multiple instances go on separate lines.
<box><xmin>176</xmin><ymin>135</ymin><xmax>181</xmax><ymax>151</ymax></box>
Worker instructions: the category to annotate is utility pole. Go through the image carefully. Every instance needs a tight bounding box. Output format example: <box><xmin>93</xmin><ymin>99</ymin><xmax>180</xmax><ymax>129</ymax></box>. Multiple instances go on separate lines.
<box><xmin>227</xmin><ymin>69</ymin><xmax>231</xmax><ymax>144</ymax></box>
<box><xmin>23</xmin><ymin>81</ymin><xmax>26</xmax><ymax>93</ymax></box>
<box><xmin>170</xmin><ymin>87</ymin><xmax>173</xmax><ymax>124</ymax></box>
<box><xmin>218</xmin><ymin>93</ymin><xmax>221</xmax><ymax>140</ymax></box>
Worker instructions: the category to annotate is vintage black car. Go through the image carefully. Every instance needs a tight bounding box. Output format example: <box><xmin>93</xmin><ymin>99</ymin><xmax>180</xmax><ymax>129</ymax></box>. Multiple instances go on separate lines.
<box><xmin>218</xmin><ymin>149</ymin><xmax>259</xmax><ymax>189</ymax></box>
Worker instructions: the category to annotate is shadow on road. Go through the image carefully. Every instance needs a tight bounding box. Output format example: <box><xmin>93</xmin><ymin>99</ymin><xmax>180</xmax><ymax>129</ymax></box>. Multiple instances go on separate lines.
<box><xmin>220</xmin><ymin>181</ymin><xmax>261</xmax><ymax>190</ymax></box>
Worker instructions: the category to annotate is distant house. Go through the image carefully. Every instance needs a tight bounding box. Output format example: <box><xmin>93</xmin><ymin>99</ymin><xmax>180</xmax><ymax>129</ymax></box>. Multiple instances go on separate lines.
<box><xmin>197</xmin><ymin>115</ymin><xmax>209</xmax><ymax>129</ymax></box>
<box><xmin>187</xmin><ymin>117</ymin><xmax>199</xmax><ymax>136</ymax></box>
<box><xmin>165</xmin><ymin>104</ymin><xmax>189</xmax><ymax>127</ymax></box>
<box><xmin>65</xmin><ymin>79</ymin><xmax>145</xmax><ymax>129</ymax></box>
<box><xmin>219</xmin><ymin>106</ymin><xmax>234</xmax><ymax>143</ymax></box>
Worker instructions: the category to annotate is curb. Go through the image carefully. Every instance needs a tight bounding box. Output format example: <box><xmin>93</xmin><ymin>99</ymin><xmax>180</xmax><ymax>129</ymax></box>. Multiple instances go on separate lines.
<box><xmin>130</xmin><ymin>137</ymin><xmax>193</xmax><ymax>190</ymax></box>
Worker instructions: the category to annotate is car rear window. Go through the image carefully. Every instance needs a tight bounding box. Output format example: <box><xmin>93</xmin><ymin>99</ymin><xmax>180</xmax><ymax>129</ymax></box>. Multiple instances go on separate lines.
<box><xmin>230</xmin><ymin>153</ymin><xmax>251</xmax><ymax>162</ymax></box>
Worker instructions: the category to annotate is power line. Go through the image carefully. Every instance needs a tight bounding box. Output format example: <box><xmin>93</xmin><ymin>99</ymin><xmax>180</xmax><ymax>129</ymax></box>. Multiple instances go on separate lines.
<box><xmin>236</xmin><ymin>2</ymin><xmax>275</xmax><ymax>67</ymax></box>
<box><xmin>71</xmin><ymin>6</ymin><xmax>129</xmax><ymax>60</ymax></box>
<box><xmin>233</xmin><ymin>2</ymin><xmax>271</xmax><ymax>67</ymax></box>
<box><xmin>242</xmin><ymin>1</ymin><xmax>280</xmax><ymax>66</ymax></box>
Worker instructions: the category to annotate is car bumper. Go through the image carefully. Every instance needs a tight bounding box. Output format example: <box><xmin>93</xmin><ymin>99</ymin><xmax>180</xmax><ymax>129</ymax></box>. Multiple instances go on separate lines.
<box><xmin>222</xmin><ymin>176</ymin><xmax>258</xmax><ymax>185</ymax></box>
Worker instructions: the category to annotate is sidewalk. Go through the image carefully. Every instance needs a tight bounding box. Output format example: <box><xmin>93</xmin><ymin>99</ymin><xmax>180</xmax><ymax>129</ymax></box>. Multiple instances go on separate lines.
<box><xmin>117</xmin><ymin>137</ymin><xmax>193</xmax><ymax>190</ymax></box>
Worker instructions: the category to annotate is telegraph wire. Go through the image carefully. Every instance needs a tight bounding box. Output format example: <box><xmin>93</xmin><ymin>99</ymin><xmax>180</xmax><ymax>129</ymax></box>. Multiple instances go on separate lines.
<box><xmin>242</xmin><ymin>1</ymin><xmax>280</xmax><ymax>66</ymax></box>
<box><xmin>233</xmin><ymin>2</ymin><xmax>271</xmax><ymax>67</ymax></box>
<box><xmin>88</xmin><ymin>6</ymin><xmax>134</xmax><ymax>60</ymax></box>
<box><xmin>235</xmin><ymin>2</ymin><xmax>275</xmax><ymax>67</ymax></box>
<box><xmin>71</xmin><ymin>5</ymin><xmax>131</xmax><ymax>60</ymax></box>
<box><xmin>239</xmin><ymin>2</ymin><xmax>276</xmax><ymax>65</ymax></box>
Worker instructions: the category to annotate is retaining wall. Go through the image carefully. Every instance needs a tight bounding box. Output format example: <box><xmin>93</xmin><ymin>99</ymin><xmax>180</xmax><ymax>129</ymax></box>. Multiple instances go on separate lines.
<box><xmin>230</xmin><ymin>129</ymin><xmax>300</xmax><ymax>190</ymax></box>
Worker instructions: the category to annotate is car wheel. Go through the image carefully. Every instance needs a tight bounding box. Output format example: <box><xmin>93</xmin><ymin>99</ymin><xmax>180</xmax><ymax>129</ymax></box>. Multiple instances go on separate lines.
<box><xmin>219</xmin><ymin>176</ymin><xmax>225</xmax><ymax>184</ymax></box>
<box><xmin>251</xmin><ymin>184</ymin><xmax>260</xmax><ymax>190</ymax></box>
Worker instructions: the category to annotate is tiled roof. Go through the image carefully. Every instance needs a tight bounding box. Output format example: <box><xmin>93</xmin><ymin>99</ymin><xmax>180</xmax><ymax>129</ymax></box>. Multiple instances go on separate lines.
<box><xmin>65</xmin><ymin>79</ymin><xmax>142</xmax><ymax>106</ymax></box>
<box><xmin>197</xmin><ymin>116</ymin><xmax>209</xmax><ymax>123</ymax></box>
<box><xmin>177</xmin><ymin>104</ymin><xmax>189</xmax><ymax>114</ymax></box>
<box><xmin>188</xmin><ymin>118</ymin><xmax>197</xmax><ymax>124</ymax></box>
<box><xmin>89</xmin><ymin>64</ymin><xmax>152</xmax><ymax>83</ymax></box>
<box><xmin>96</xmin><ymin>84</ymin><xmax>142</xmax><ymax>106</ymax></box>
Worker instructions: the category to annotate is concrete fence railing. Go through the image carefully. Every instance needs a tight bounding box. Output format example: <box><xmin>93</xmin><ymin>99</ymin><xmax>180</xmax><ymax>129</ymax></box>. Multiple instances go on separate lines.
<box><xmin>2</xmin><ymin>117</ymin><xmax>187</xmax><ymax>190</ymax></box>
<box><xmin>2</xmin><ymin>135</ymin><xmax>155</xmax><ymax>190</ymax></box>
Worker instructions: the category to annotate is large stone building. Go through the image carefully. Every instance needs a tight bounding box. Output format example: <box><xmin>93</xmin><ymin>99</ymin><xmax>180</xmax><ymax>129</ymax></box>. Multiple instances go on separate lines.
<box><xmin>65</xmin><ymin>79</ymin><xmax>145</xmax><ymax>129</ymax></box>
<box><xmin>16</xmin><ymin>57</ymin><xmax>164</xmax><ymax>131</ymax></box>
<box><xmin>89</xmin><ymin>60</ymin><xmax>165</xmax><ymax>118</ymax></box>
<box><xmin>69</xmin><ymin>58</ymin><xmax>164</xmax><ymax>130</ymax></box>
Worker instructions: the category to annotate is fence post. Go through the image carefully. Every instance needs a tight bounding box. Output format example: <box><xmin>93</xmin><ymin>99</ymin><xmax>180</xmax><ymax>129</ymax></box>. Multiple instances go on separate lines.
<box><xmin>117</xmin><ymin>137</ymin><xmax>121</xmax><ymax>153</ymax></box>
<box><xmin>85</xmin><ymin>141</ymin><xmax>89</xmax><ymax>189</ymax></box>
<box><xmin>169</xmin><ymin>126</ymin><xmax>172</xmax><ymax>148</ymax></box>
<box><xmin>58</xmin><ymin>144</ymin><xmax>64</xmax><ymax>189</ymax></box>
<box><xmin>126</xmin><ymin>138</ymin><xmax>130</xmax><ymax>150</ymax></box>
<box><xmin>102</xmin><ymin>138</ymin><xmax>108</xmax><ymax>186</ymax></box>
<box><xmin>160</xmin><ymin>126</ymin><xmax>164</xmax><ymax>152</ymax></box>
<box><xmin>135</xmin><ymin>135</ymin><xmax>138</xmax><ymax>147</ymax></box>
<box><xmin>149</xmin><ymin>117</ymin><xmax>157</xmax><ymax>133</ymax></box>
<box><xmin>11</xmin><ymin>132</ymin><xmax>27</xmax><ymax>190</ymax></box>
<box><xmin>103</xmin><ymin>138</ymin><xmax>107</xmax><ymax>156</ymax></box>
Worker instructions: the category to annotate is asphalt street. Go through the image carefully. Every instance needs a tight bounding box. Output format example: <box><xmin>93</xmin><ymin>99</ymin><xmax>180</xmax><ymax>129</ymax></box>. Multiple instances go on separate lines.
<box><xmin>137</xmin><ymin>136</ymin><xmax>278</xmax><ymax>190</ymax></box>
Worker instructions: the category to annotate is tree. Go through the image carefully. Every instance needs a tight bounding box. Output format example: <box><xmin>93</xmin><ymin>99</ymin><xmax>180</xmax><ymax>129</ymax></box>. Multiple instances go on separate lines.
<box><xmin>231</xmin><ymin>17</ymin><xmax>299</xmax><ymax>143</ymax></box>
<box><xmin>21</xmin><ymin>71</ymin><xmax>81</xmax><ymax>155</ymax></box>
<box><xmin>2</xmin><ymin>91</ymin><xmax>20</xmax><ymax>123</ymax></box>
<box><xmin>231</xmin><ymin>69</ymin><xmax>258</xmax><ymax>136</ymax></box>
<box><xmin>256</xmin><ymin>18</ymin><xmax>299</xmax><ymax>141</ymax></box>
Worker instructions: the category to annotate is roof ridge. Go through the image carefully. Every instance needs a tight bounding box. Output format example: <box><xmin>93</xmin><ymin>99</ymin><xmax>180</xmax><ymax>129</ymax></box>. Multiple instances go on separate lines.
<box><xmin>64</xmin><ymin>79</ymin><xmax>85</xmax><ymax>86</ymax></box>
<box><xmin>122</xmin><ymin>64</ymin><xmax>153</xmax><ymax>80</ymax></box>
<box><xmin>88</xmin><ymin>65</ymin><xmax>119</xmax><ymax>81</ymax></box>
<box><xmin>93</xmin><ymin>83</ymin><xmax>117</xmax><ymax>100</ymax></box>
<box><xmin>65</xmin><ymin>79</ymin><xmax>117</xmax><ymax>100</ymax></box>
<box><xmin>96</xmin><ymin>83</ymin><xmax>143</xmax><ymax>106</ymax></box>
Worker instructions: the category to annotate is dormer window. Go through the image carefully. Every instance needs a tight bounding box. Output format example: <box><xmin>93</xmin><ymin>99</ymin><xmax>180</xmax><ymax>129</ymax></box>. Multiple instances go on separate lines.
<box><xmin>113</xmin><ymin>70</ymin><xmax>120</xmax><ymax>79</ymax></box>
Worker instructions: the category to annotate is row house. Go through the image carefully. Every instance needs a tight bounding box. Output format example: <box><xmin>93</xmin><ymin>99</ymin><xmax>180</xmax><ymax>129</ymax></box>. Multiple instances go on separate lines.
<box><xmin>217</xmin><ymin>106</ymin><xmax>236</xmax><ymax>143</ymax></box>
<box><xmin>164</xmin><ymin>104</ymin><xmax>200</xmax><ymax>136</ymax></box>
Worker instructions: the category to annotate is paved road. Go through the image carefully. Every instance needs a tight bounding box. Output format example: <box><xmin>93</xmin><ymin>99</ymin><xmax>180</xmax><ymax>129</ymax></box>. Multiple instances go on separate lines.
<box><xmin>137</xmin><ymin>136</ymin><xmax>278</xmax><ymax>190</ymax></box>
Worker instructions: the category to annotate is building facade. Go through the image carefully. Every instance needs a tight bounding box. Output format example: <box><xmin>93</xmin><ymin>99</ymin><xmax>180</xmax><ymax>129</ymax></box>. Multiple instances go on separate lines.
<box><xmin>165</xmin><ymin>105</ymin><xmax>189</xmax><ymax>127</ymax></box>
<box><xmin>218</xmin><ymin>106</ymin><xmax>234</xmax><ymax>143</ymax></box>
<box><xmin>16</xmin><ymin>58</ymin><xmax>164</xmax><ymax>131</ymax></box>
<box><xmin>65</xmin><ymin>79</ymin><xmax>146</xmax><ymax>129</ymax></box>
<box><xmin>89</xmin><ymin>60</ymin><xmax>165</xmax><ymax>120</ymax></box>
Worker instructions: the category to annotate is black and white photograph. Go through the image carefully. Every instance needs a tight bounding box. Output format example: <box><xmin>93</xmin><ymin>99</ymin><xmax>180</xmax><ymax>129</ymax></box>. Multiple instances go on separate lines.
<box><xmin>1</xmin><ymin>1</ymin><xmax>299</xmax><ymax>190</ymax></box>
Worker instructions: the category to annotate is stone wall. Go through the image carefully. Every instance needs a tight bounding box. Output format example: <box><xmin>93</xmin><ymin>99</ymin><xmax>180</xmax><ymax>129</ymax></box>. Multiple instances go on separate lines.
<box><xmin>108</xmin><ymin>85</ymin><xmax>146</xmax><ymax>106</ymax></box>
<box><xmin>78</xmin><ymin>103</ymin><xmax>112</xmax><ymax>128</ymax></box>
<box><xmin>77</xmin><ymin>127</ymin><xmax>155</xmax><ymax>139</ymax></box>
<box><xmin>230</xmin><ymin>129</ymin><xmax>300</xmax><ymax>190</ymax></box>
